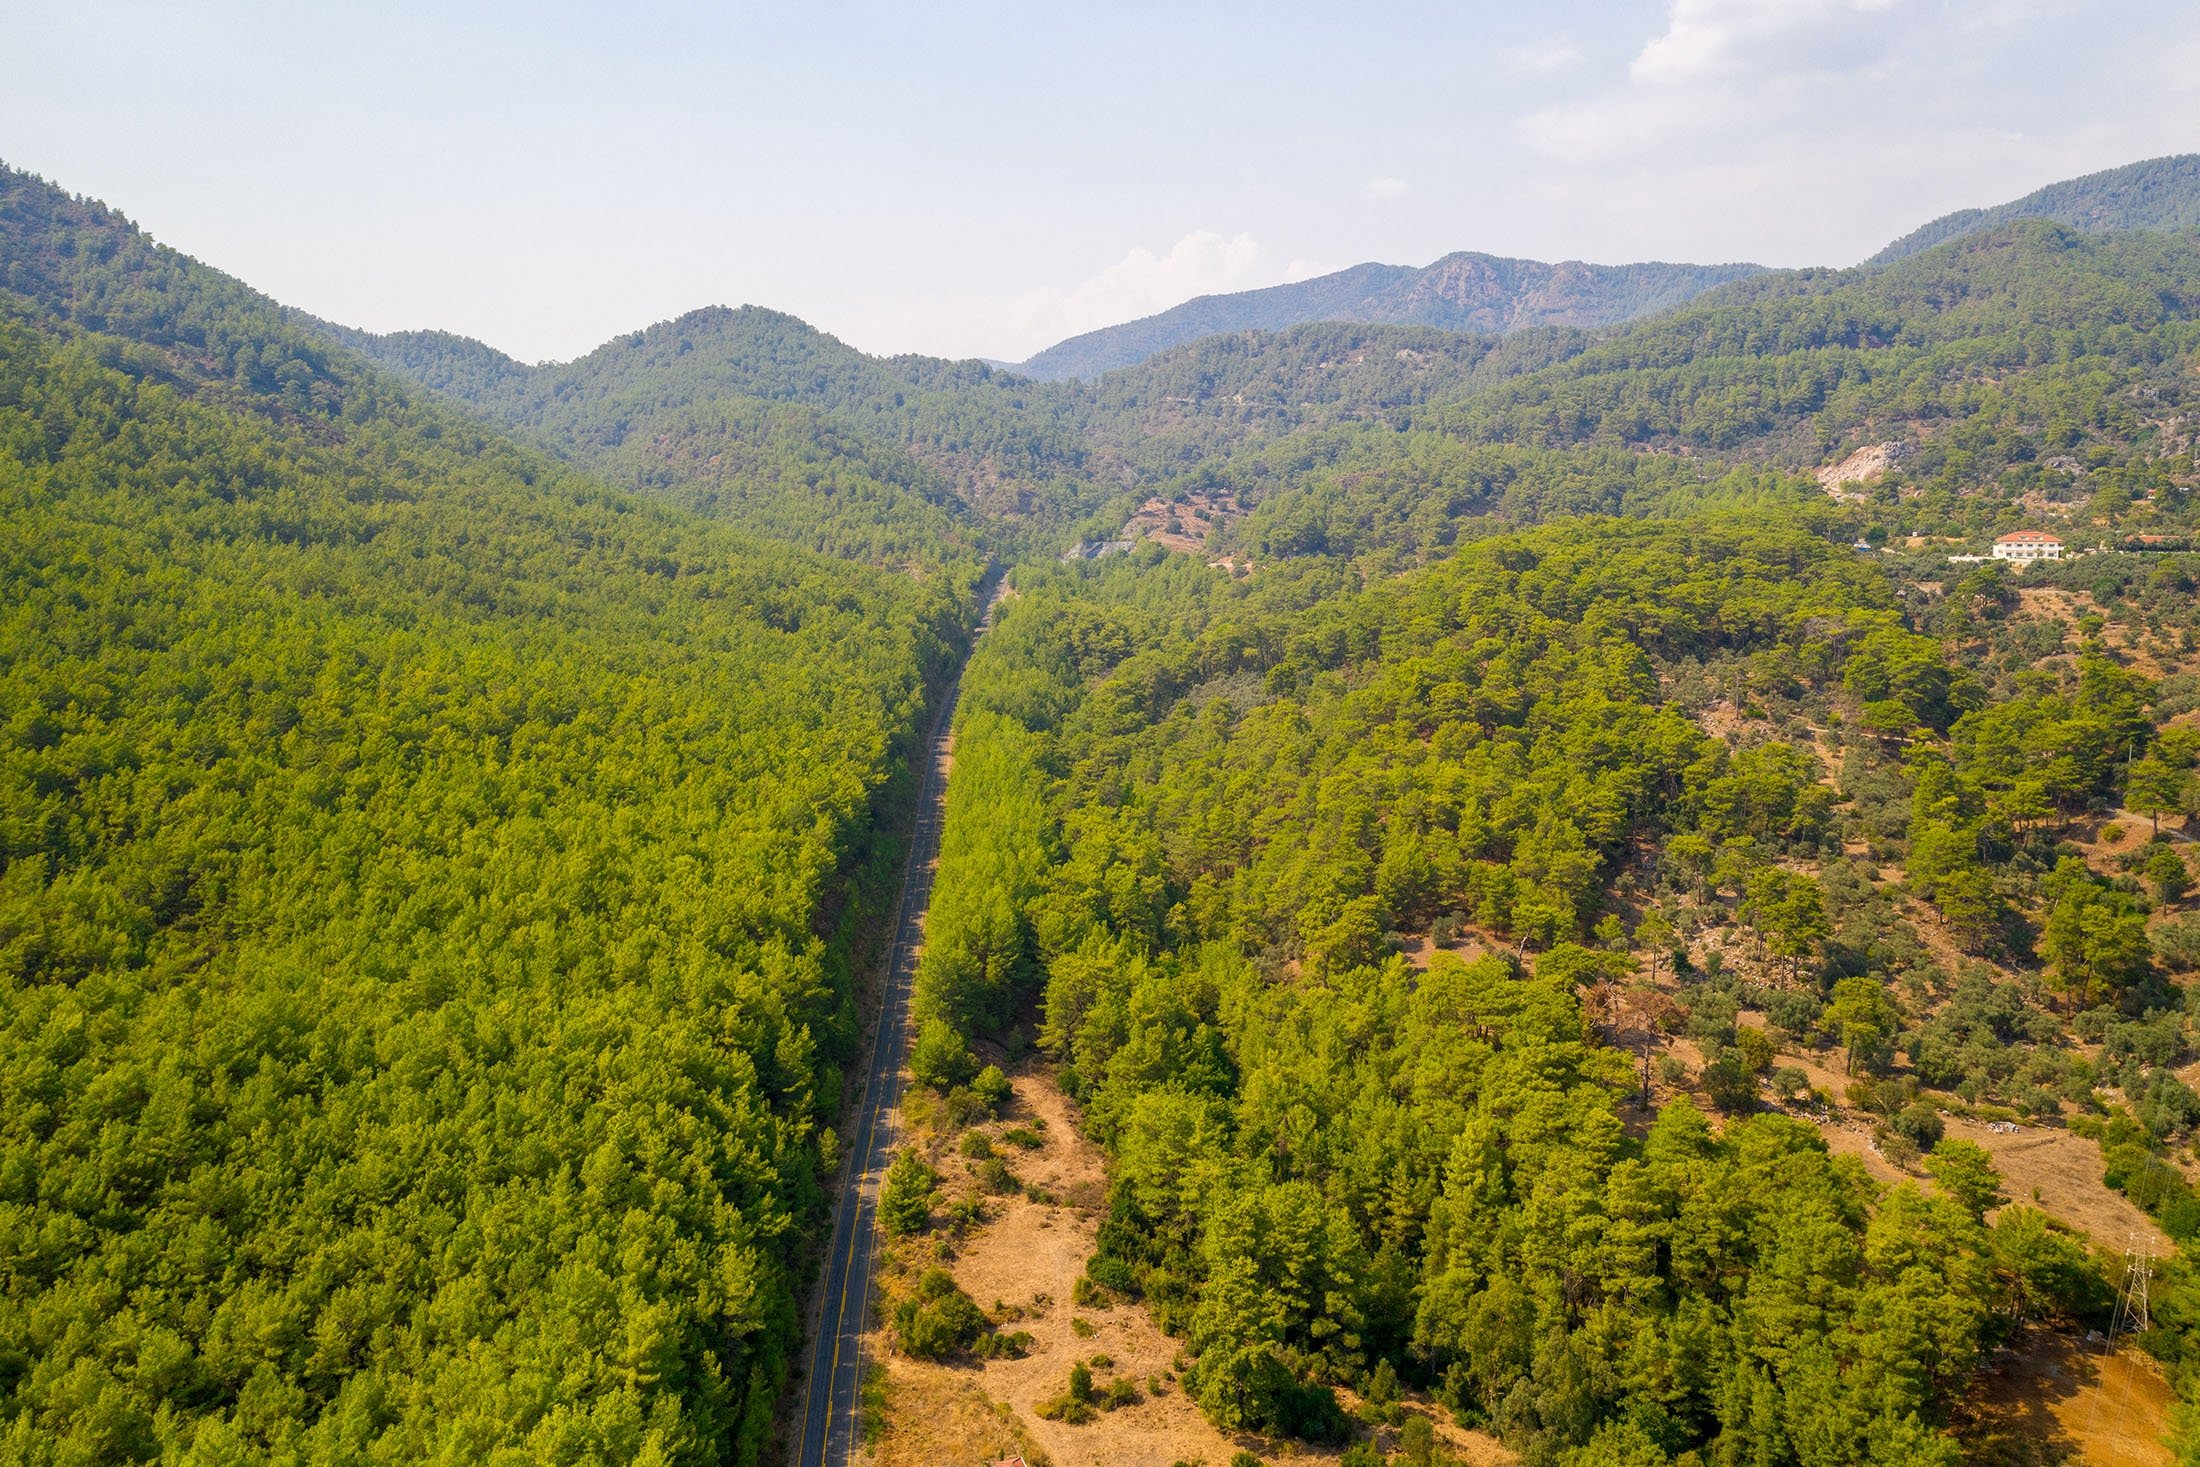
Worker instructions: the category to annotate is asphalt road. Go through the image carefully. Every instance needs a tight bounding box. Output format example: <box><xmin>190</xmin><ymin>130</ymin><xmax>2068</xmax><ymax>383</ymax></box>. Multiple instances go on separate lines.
<box><xmin>791</xmin><ymin>584</ymin><xmax>999</xmax><ymax>1467</ymax></box>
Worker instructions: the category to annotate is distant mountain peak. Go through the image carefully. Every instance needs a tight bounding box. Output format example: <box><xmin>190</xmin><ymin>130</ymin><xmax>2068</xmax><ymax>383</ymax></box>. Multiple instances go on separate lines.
<box><xmin>1013</xmin><ymin>251</ymin><xmax>1762</xmax><ymax>381</ymax></box>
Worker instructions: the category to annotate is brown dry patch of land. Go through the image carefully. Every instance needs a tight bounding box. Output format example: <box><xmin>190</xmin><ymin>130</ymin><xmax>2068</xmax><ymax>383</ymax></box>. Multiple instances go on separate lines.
<box><xmin>2017</xmin><ymin>586</ymin><xmax>2087</xmax><ymax>626</ymax></box>
<box><xmin>2068</xmin><ymin>812</ymin><xmax>2188</xmax><ymax>878</ymax></box>
<box><xmin>1694</xmin><ymin>701</ymin><xmax>1774</xmax><ymax>743</ymax></box>
<box><xmin>863</xmin><ymin>1363</ymin><xmax>1045</xmax><ymax>1467</ymax></box>
<box><xmin>1951</xmin><ymin>1116</ymin><xmax>2173</xmax><ymax>1253</ymax></box>
<box><xmin>1124</xmin><ymin>489</ymin><xmax>1239</xmax><ymax>557</ymax></box>
<box><xmin>2009</xmin><ymin>583</ymin><xmax>2179</xmax><ymax>679</ymax></box>
<box><xmin>865</xmin><ymin>1070</ymin><xmax>1508</xmax><ymax>1467</ymax></box>
<box><xmin>1959</xmin><ymin>1331</ymin><xmax>2175</xmax><ymax>1467</ymax></box>
<box><xmin>1776</xmin><ymin>1032</ymin><xmax>2165</xmax><ymax>1250</ymax></box>
<box><xmin>1686</xmin><ymin>1012</ymin><xmax>2165</xmax><ymax>1252</ymax></box>
<box><xmin>1404</xmin><ymin>931</ymin><xmax>1493</xmax><ymax>970</ymax></box>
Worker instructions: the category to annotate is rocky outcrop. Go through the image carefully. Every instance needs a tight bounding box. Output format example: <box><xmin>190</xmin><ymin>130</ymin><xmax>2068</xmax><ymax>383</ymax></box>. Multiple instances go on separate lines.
<box><xmin>1816</xmin><ymin>442</ymin><xmax>1912</xmax><ymax>499</ymax></box>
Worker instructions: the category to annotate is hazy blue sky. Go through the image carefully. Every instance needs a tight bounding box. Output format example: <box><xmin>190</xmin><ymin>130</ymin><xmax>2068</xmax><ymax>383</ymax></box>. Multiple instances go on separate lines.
<box><xmin>9</xmin><ymin>1</ymin><xmax>2200</xmax><ymax>363</ymax></box>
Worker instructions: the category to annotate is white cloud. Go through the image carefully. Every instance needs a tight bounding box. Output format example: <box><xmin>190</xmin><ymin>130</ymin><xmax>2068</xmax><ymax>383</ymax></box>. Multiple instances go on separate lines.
<box><xmin>1518</xmin><ymin>0</ymin><xmax>1907</xmax><ymax>163</ymax></box>
<box><xmin>1003</xmin><ymin>231</ymin><xmax>1325</xmax><ymax>349</ymax></box>
<box><xmin>1366</xmin><ymin>176</ymin><xmax>1410</xmax><ymax>201</ymax></box>
<box><xmin>856</xmin><ymin>231</ymin><xmax>1329</xmax><ymax>362</ymax></box>
<box><xmin>1632</xmin><ymin>0</ymin><xmax>1899</xmax><ymax>85</ymax></box>
<box><xmin>1499</xmin><ymin>39</ymin><xmax>1583</xmax><ymax>74</ymax></box>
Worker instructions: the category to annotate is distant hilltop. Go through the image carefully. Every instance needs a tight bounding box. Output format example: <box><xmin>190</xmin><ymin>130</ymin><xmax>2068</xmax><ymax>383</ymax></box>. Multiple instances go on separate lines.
<box><xmin>1869</xmin><ymin>153</ymin><xmax>2200</xmax><ymax>265</ymax></box>
<box><xmin>1013</xmin><ymin>253</ymin><xmax>1763</xmax><ymax>381</ymax></box>
<box><xmin>1016</xmin><ymin>152</ymin><xmax>2200</xmax><ymax>383</ymax></box>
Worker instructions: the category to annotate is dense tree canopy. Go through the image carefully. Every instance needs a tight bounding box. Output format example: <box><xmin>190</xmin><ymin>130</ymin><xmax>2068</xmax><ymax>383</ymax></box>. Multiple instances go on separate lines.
<box><xmin>904</xmin><ymin>522</ymin><xmax>2118</xmax><ymax>1464</ymax></box>
<box><xmin>15</xmin><ymin>151</ymin><xmax>2200</xmax><ymax>1466</ymax></box>
<box><xmin>0</xmin><ymin>194</ymin><xmax>974</xmax><ymax>1461</ymax></box>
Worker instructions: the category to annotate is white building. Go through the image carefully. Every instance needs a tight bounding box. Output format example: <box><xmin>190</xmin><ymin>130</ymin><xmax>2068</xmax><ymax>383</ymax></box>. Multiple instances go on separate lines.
<box><xmin>1990</xmin><ymin>530</ymin><xmax>2062</xmax><ymax>565</ymax></box>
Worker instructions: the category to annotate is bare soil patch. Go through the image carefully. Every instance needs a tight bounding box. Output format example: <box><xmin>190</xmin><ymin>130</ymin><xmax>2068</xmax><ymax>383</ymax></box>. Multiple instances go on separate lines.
<box><xmin>2017</xmin><ymin>586</ymin><xmax>2086</xmax><ymax>626</ymax></box>
<box><xmin>1958</xmin><ymin>1331</ymin><xmax>2175</xmax><ymax>1467</ymax></box>
<box><xmin>1682</xmin><ymin>1015</ymin><xmax>2163</xmax><ymax>1251</ymax></box>
<box><xmin>1404</xmin><ymin>931</ymin><xmax>1491</xmax><ymax>970</ymax></box>
<box><xmin>1952</xmin><ymin>1117</ymin><xmax>2173</xmax><ymax>1253</ymax></box>
<box><xmin>865</xmin><ymin>1070</ymin><xmax>1509</xmax><ymax>1467</ymax></box>
<box><xmin>1124</xmin><ymin>489</ymin><xmax>1239</xmax><ymax>557</ymax></box>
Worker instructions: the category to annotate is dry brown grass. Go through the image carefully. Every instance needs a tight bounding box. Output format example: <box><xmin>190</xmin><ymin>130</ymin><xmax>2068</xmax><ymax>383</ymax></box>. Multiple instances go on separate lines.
<box><xmin>863</xmin><ymin>1069</ymin><xmax>1509</xmax><ymax>1467</ymax></box>
<box><xmin>1670</xmin><ymin>1012</ymin><xmax>2164</xmax><ymax>1252</ymax></box>
<box><xmin>1123</xmin><ymin>489</ymin><xmax>1239</xmax><ymax>557</ymax></box>
<box><xmin>1958</xmin><ymin>1331</ymin><xmax>2175</xmax><ymax>1467</ymax></box>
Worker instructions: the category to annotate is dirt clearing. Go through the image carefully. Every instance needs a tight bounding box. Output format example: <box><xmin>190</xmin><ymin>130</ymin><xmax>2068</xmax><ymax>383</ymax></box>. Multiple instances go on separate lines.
<box><xmin>1959</xmin><ymin>1331</ymin><xmax>2174</xmax><ymax>1466</ymax></box>
<box><xmin>863</xmin><ymin>1069</ymin><xmax>1508</xmax><ymax>1467</ymax></box>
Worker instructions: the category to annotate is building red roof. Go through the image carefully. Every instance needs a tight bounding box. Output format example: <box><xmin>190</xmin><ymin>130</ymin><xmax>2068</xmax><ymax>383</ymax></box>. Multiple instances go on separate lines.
<box><xmin>1993</xmin><ymin>531</ymin><xmax>2062</xmax><ymax>545</ymax></box>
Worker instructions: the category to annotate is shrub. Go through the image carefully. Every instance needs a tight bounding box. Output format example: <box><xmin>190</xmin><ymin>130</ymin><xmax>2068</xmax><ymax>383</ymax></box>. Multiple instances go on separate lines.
<box><xmin>973</xmin><ymin>1329</ymin><xmax>1033</xmax><ymax>1360</ymax></box>
<box><xmin>1086</xmin><ymin>1255</ymin><xmax>1139</xmax><ymax>1296</ymax></box>
<box><xmin>1763</xmin><ymin>987</ymin><xmax>1823</xmax><ymax>1040</ymax></box>
<box><xmin>911</xmin><ymin>1018</ymin><xmax>977</xmax><ymax>1092</ymax></box>
<box><xmin>971</xmin><ymin>1063</ymin><xmax>1014</xmax><ymax>1114</ymax></box>
<box><xmin>2157</xmin><ymin>913</ymin><xmax>2200</xmax><ymax>970</ymax></box>
<box><xmin>1891</xmin><ymin>1101</ymin><xmax>1944</xmax><ymax>1152</ymax></box>
<box><xmin>880</xmin><ymin>1150</ymin><xmax>937</xmax><ymax>1237</ymax></box>
<box><xmin>894</xmin><ymin>1270</ymin><xmax>989</xmax><ymax>1360</ymax></box>
<box><xmin>1685</xmin><ymin>989</ymin><xmax>1740</xmax><ymax>1045</ymax></box>
<box><xmin>1701</xmin><ymin>1045</ymin><xmax>1758</xmax><ymax>1113</ymax></box>
<box><xmin>1037</xmin><ymin>1360</ymin><xmax>1100</xmax><ymax>1424</ymax></box>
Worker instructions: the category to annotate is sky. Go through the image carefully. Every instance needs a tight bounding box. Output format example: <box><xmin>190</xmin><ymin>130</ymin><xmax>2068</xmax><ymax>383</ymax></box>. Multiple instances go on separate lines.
<box><xmin>8</xmin><ymin>0</ymin><xmax>2200</xmax><ymax>364</ymax></box>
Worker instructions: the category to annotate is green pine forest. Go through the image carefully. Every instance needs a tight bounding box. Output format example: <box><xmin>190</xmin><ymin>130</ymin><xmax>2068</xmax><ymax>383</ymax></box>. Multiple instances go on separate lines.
<box><xmin>11</xmin><ymin>151</ymin><xmax>2200</xmax><ymax>1466</ymax></box>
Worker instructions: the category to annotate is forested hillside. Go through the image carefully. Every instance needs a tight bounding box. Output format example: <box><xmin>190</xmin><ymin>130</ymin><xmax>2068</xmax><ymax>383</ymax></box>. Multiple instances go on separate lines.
<box><xmin>900</xmin><ymin>515</ymin><xmax>2200</xmax><ymax>1464</ymax></box>
<box><xmin>1157</xmin><ymin>222</ymin><xmax>2200</xmax><ymax>567</ymax></box>
<box><xmin>314</xmin><ymin>210</ymin><xmax>2200</xmax><ymax>581</ymax></box>
<box><xmin>15</xmin><ymin>147</ymin><xmax>2200</xmax><ymax>1467</ymax></box>
<box><xmin>0</xmin><ymin>171</ymin><xmax>977</xmax><ymax>1463</ymax></box>
<box><xmin>1870</xmin><ymin>153</ymin><xmax>2200</xmax><ymax>265</ymax></box>
<box><xmin>331</xmin><ymin>304</ymin><xmax>1103</xmax><ymax>542</ymax></box>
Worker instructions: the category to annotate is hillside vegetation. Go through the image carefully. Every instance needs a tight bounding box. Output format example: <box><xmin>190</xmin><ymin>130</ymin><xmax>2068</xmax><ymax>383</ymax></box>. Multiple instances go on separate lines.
<box><xmin>0</xmin><ymin>169</ymin><xmax>974</xmax><ymax>1464</ymax></box>
<box><xmin>908</xmin><ymin>524</ymin><xmax>2058</xmax><ymax>1464</ymax></box>
<box><xmin>1870</xmin><ymin>152</ymin><xmax>2200</xmax><ymax>264</ymax></box>
<box><xmin>883</xmin><ymin>188</ymin><xmax>2200</xmax><ymax>1466</ymax></box>
<box><xmin>13</xmin><ymin>149</ymin><xmax>2200</xmax><ymax>1467</ymax></box>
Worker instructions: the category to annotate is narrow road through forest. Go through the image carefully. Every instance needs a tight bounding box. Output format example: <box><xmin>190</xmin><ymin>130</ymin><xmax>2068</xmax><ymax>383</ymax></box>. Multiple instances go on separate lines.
<box><xmin>792</xmin><ymin>580</ymin><xmax>1002</xmax><ymax>1467</ymax></box>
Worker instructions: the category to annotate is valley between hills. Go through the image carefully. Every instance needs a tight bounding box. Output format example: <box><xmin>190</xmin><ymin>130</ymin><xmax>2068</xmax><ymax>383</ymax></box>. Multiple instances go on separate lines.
<box><xmin>14</xmin><ymin>152</ymin><xmax>2200</xmax><ymax>1467</ymax></box>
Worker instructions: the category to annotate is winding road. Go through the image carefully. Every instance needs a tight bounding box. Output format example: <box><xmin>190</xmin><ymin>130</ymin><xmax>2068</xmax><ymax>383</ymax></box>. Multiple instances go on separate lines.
<box><xmin>791</xmin><ymin>582</ymin><xmax>1000</xmax><ymax>1467</ymax></box>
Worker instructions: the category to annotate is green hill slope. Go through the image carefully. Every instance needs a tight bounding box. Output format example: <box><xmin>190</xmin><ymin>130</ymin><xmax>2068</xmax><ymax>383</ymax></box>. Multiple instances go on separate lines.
<box><xmin>1195</xmin><ymin>222</ymin><xmax>2200</xmax><ymax>562</ymax></box>
<box><xmin>1869</xmin><ymin>153</ymin><xmax>2200</xmax><ymax>265</ymax></box>
<box><xmin>0</xmin><ymin>171</ymin><xmax>972</xmax><ymax>1464</ymax></box>
<box><xmin>332</xmin><ymin>305</ymin><xmax>1103</xmax><ymax>537</ymax></box>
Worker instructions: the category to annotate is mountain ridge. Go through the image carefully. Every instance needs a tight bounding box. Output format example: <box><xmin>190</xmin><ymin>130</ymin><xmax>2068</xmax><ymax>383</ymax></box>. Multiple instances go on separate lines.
<box><xmin>1867</xmin><ymin>152</ymin><xmax>2200</xmax><ymax>265</ymax></box>
<box><xmin>1015</xmin><ymin>250</ymin><xmax>1762</xmax><ymax>381</ymax></box>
